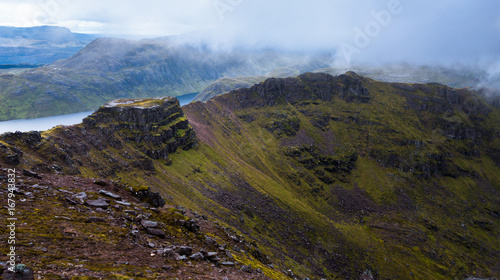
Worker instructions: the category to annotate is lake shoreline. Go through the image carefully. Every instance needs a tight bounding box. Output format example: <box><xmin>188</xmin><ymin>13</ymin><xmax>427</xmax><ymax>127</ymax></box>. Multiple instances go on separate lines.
<box><xmin>0</xmin><ymin>93</ymin><xmax>198</xmax><ymax>134</ymax></box>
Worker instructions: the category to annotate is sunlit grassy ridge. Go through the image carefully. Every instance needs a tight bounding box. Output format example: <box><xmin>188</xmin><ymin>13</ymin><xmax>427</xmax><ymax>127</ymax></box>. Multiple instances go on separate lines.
<box><xmin>1</xmin><ymin>72</ymin><xmax>499</xmax><ymax>279</ymax></box>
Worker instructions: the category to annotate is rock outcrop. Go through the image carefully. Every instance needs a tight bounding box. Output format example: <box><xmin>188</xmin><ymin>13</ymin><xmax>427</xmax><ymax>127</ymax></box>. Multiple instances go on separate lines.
<box><xmin>216</xmin><ymin>72</ymin><xmax>371</xmax><ymax>110</ymax></box>
<box><xmin>0</xmin><ymin>97</ymin><xmax>197</xmax><ymax>174</ymax></box>
<box><xmin>83</xmin><ymin>97</ymin><xmax>197</xmax><ymax>160</ymax></box>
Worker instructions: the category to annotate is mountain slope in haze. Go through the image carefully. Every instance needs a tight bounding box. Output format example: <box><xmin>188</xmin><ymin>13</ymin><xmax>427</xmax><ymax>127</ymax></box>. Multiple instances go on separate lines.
<box><xmin>0</xmin><ymin>37</ymin><xmax>328</xmax><ymax>121</ymax></box>
<box><xmin>0</xmin><ymin>26</ymin><xmax>98</xmax><ymax>65</ymax></box>
<box><xmin>194</xmin><ymin>64</ymin><xmax>500</xmax><ymax>105</ymax></box>
<box><xmin>1</xmin><ymin>73</ymin><xmax>499</xmax><ymax>279</ymax></box>
<box><xmin>316</xmin><ymin>64</ymin><xmax>500</xmax><ymax>91</ymax></box>
<box><xmin>193</xmin><ymin>67</ymin><xmax>300</xmax><ymax>102</ymax></box>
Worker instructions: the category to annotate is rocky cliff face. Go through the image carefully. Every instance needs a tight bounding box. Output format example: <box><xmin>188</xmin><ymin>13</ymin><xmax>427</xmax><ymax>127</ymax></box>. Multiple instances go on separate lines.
<box><xmin>83</xmin><ymin>97</ymin><xmax>196</xmax><ymax>161</ymax></box>
<box><xmin>216</xmin><ymin>72</ymin><xmax>371</xmax><ymax>110</ymax></box>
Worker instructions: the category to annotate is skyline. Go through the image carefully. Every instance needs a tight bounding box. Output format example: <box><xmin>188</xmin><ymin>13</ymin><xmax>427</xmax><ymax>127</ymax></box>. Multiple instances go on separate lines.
<box><xmin>0</xmin><ymin>1</ymin><xmax>499</xmax><ymax>66</ymax></box>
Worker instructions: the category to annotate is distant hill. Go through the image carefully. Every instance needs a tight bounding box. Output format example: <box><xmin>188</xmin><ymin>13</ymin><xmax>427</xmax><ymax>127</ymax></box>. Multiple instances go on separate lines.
<box><xmin>0</xmin><ymin>25</ymin><xmax>99</xmax><ymax>65</ymax></box>
<box><xmin>0</xmin><ymin>37</ymin><xmax>329</xmax><ymax>121</ymax></box>
<box><xmin>314</xmin><ymin>64</ymin><xmax>500</xmax><ymax>90</ymax></box>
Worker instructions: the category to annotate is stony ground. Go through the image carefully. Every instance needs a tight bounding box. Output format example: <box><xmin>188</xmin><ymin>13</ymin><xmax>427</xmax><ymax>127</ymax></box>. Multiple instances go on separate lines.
<box><xmin>0</xmin><ymin>167</ymin><xmax>281</xmax><ymax>279</ymax></box>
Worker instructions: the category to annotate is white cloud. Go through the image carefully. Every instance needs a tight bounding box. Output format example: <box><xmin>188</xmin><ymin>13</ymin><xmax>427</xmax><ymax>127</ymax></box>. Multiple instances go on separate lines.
<box><xmin>0</xmin><ymin>0</ymin><xmax>499</xmax><ymax>65</ymax></box>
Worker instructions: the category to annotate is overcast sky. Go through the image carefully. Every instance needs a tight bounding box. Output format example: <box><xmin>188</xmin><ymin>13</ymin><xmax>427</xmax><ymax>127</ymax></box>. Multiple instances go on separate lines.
<box><xmin>1</xmin><ymin>0</ymin><xmax>499</xmax><ymax>65</ymax></box>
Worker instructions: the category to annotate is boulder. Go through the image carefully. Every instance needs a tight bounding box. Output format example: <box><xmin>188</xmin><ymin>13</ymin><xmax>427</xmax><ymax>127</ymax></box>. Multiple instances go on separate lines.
<box><xmin>22</xmin><ymin>170</ymin><xmax>41</xmax><ymax>179</ymax></box>
<box><xmin>146</xmin><ymin>228</ymin><xmax>165</xmax><ymax>237</ymax></box>
<box><xmin>177</xmin><ymin>246</ymin><xmax>193</xmax><ymax>256</ymax></box>
<box><xmin>86</xmin><ymin>199</ymin><xmax>108</xmax><ymax>208</ymax></box>
<box><xmin>189</xmin><ymin>252</ymin><xmax>204</xmax><ymax>260</ymax></box>
<box><xmin>99</xmin><ymin>189</ymin><xmax>121</xmax><ymax>199</ymax></box>
<box><xmin>141</xmin><ymin>220</ymin><xmax>158</xmax><ymax>228</ymax></box>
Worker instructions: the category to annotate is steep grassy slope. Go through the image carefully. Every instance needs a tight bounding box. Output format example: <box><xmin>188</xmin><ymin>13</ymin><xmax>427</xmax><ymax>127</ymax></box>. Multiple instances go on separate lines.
<box><xmin>1</xmin><ymin>73</ymin><xmax>499</xmax><ymax>279</ymax></box>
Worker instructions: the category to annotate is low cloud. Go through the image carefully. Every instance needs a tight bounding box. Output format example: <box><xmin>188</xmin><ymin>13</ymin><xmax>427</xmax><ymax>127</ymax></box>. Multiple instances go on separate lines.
<box><xmin>1</xmin><ymin>0</ymin><xmax>499</xmax><ymax>67</ymax></box>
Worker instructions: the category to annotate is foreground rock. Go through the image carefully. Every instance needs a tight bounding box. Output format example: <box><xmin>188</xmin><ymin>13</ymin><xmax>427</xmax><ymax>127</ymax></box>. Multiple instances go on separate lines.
<box><xmin>2</xmin><ymin>264</ymin><xmax>35</xmax><ymax>280</ymax></box>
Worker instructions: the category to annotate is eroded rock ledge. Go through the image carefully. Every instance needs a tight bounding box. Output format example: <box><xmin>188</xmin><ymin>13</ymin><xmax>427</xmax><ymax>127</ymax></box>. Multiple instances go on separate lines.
<box><xmin>0</xmin><ymin>97</ymin><xmax>197</xmax><ymax>174</ymax></box>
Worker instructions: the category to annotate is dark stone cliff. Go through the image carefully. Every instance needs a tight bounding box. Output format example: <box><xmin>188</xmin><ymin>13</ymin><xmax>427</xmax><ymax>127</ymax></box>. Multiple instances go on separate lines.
<box><xmin>0</xmin><ymin>97</ymin><xmax>197</xmax><ymax>175</ymax></box>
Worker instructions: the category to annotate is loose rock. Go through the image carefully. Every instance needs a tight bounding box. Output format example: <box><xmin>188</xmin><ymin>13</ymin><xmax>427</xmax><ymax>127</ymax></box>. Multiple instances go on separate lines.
<box><xmin>189</xmin><ymin>252</ymin><xmax>204</xmax><ymax>260</ymax></box>
<box><xmin>141</xmin><ymin>220</ymin><xmax>158</xmax><ymax>228</ymax></box>
<box><xmin>177</xmin><ymin>246</ymin><xmax>193</xmax><ymax>256</ymax></box>
<box><xmin>99</xmin><ymin>189</ymin><xmax>121</xmax><ymax>199</ymax></box>
<box><xmin>146</xmin><ymin>228</ymin><xmax>165</xmax><ymax>237</ymax></box>
<box><xmin>86</xmin><ymin>199</ymin><xmax>108</xmax><ymax>208</ymax></box>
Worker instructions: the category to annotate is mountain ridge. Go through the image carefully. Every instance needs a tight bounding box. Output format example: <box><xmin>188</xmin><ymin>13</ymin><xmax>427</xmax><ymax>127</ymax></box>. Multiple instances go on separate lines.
<box><xmin>1</xmin><ymin>72</ymin><xmax>499</xmax><ymax>279</ymax></box>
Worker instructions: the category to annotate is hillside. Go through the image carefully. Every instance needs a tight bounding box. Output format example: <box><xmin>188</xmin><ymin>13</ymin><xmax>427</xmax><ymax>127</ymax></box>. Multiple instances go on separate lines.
<box><xmin>0</xmin><ymin>37</ymin><xmax>328</xmax><ymax>121</ymax></box>
<box><xmin>1</xmin><ymin>73</ymin><xmax>499</xmax><ymax>279</ymax></box>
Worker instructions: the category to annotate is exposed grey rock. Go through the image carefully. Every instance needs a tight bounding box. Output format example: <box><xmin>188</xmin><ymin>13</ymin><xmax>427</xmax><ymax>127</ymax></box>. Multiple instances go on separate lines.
<box><xmin>205</xmin><ymin>252</ymin><xmax>218</xmax><ymax>258</ymax></box>
<box><xmin>205</xmin><ymin>252</ymin><xmax>219</xmax><ymax>262</ymax></box>
<box><xmin>124</xmin><ymin>210</ymin><xmax>137</xmax><ymax>215</ymax></box>
<box><xmin>115</xmin><ymin>201</ymin><xmax>131</xmax><ymax>206</ymax></box>
<box><xmin>141</xmin><ymin>220</ymin><xmax>158</xmax><ymax>228</ymax></box>
<box><xmin>94</xmin><ymin>180</ymin><xmax>109</xmax><ymax>187</ymax></box>
<box><xmin>183</xmin><ymin>219</ymin><xmax>199</xmax><ymax>232</ymax></box>
<box><xmin>22</xmin><ymin>169</ymin><xmax>41</xmax><ymax>179</ymax></box>
<box><xmin>65</xmin><ymin>197</ymin><xmax>79</xmax><ymax>205</ymax></box>
<box><xmin>230</xmin><ymin>235</ymin><xmax>240</xmax><ymax>242</ymax></box>
<box><xmin>189</xmin><ymin>252</ymin><xmax>204</xmax><ymax>260</ymax></box>
<box><xmin>86</xmin><ymin>199</ymin><xmax>108</xmax><ymax>208</ymax></box>
<box><xmin>58</xmin><ymin>189</ymin><xmax>73</xmax><ymax>194</ymax></box>
<box><xmin>73</xmin><ymin>192</ymin><xmax>87</xmax><ymax>201</ymax></box>
<box><xmin>221</xmin><ymin>262</ymin><xmax>235</xmax><ymax>266</ymax></box>
<box><xmin>134</xmin><ymin>188</ymin><xmax>166</xmax><ymax>208</ymax></box>
<box><xmin>99</xmin><ymin>189</ymin><xmax>121</xmax><ymax>199</ymax></box>
<box><xmin>177</xmin><ymin>246</ymin><xmax>193</xmax><ymax>256</ymax></box>
<box><xmin>161</xmin><ymin>248</ymin><xmax>175</xmax><ymax>257</ymax></box>
<box><xmin>146</xmin><ymin>228</ymin><xmax>165</xmax><ymax>237</ymax></box>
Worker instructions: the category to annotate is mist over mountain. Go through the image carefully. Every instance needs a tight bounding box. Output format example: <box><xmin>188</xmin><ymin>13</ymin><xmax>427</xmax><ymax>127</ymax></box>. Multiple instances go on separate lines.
<box><xmin>0</xmin><ymin>25</ymin><xmax>98</xmax><ymax>65</ymax></box>
<box><xmin>0</xmin><ymin>36</ymin><xmax>330</xmax><ymax>121</ymax></box>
